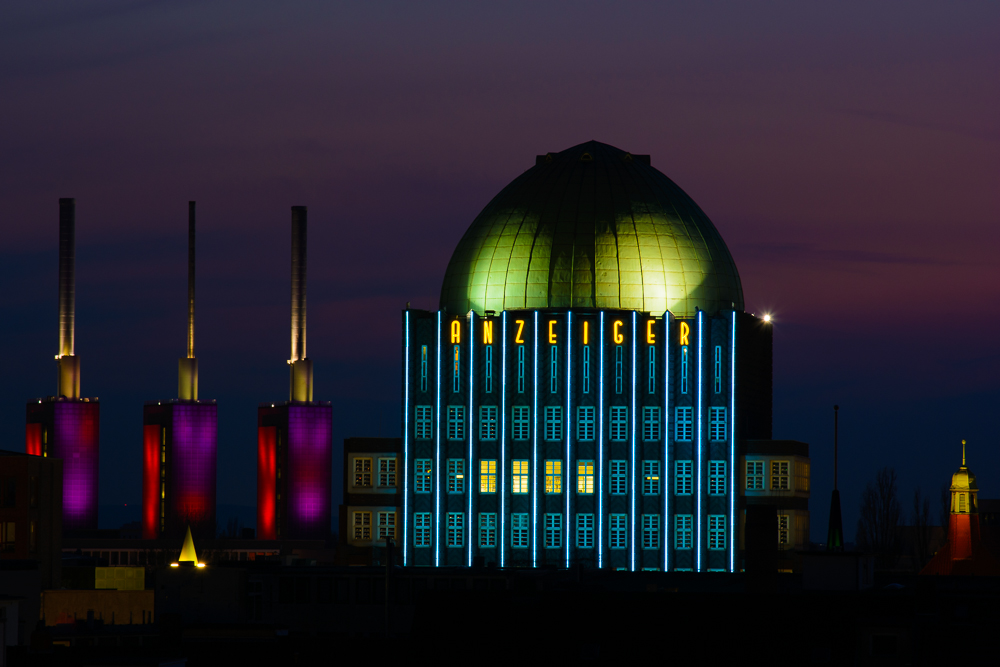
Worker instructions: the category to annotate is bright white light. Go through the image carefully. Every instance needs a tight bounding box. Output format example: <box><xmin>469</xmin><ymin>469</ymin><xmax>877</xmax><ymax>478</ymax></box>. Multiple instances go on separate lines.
<box><xmin>762</xmin><ymin>314</ymin><xmax>771</xmax><ymax>323</ymax></box>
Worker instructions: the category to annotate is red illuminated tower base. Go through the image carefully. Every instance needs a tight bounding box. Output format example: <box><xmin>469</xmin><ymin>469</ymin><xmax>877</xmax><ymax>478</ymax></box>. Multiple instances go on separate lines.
<box><xmin>257</xmin><ymin>402</ymin><xmax>332</xmax><ymax>540</ymax></box>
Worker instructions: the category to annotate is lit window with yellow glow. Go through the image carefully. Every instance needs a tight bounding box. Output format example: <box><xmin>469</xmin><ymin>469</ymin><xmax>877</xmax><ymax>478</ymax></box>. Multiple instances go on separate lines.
<box><xmin>777</xmin><ymin>514</ymin><xmax>790</xmax><ymax>545</ymax></box>
<box><xmin>545</xmin><ymin>460</ymin><xmax>562</xmax><ymax>494</ymax></box>
<box><xmin>771</xmin><ymin>461</ymin><xmax>790</xmax><ymax>491</ymax></box>
<box><xmin>352</xmin><ymin>511</ymin><xmax>371</xmax><ymax>541</ymax></box>
<box><xmin>480</xmin><ymin>460</ymin><xmax>497</xmax><ymax>493</ymax></box>
<box><xmin>512</xmin><ymin>460</ymin><xmax>529</xmax><ymax>494</ymax></box>
<box><xmin>641</xmin><ymin>460</ymin><xmax>660</xmax><ymax>495</ymax></box>
<box><xmin>353</xmin><ymin>458</ymin><xmax>372</xmax><ymax>488</ymax></box>
<box><xmin>577</xmin><ymin>461</ymin><xmax>595</xmax><ymax>494</ymax></box>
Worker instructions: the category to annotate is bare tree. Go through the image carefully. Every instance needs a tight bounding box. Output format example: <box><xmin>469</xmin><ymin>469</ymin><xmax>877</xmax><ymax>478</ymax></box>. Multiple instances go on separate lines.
<box><xmin>912</xmin><ymin>487</ymin><xmax>931</xmax><ymax>571</ymax></box>
<box><xmin>856</xmin><ymin>466</ymin><xmax>902</xmax><ymax>570</ymax></box>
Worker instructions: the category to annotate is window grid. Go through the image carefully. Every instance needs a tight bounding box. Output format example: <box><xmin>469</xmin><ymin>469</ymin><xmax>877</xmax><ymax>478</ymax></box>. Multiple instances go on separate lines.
<box><xmin>544</xmin><ymin>514</ymin><xmax>562</xmax><ymax>549</ymax></box>
<box><xmin>675</xmin><ymin>407</ymin><xmax>693</xmax><ymax>441</ymax></box>
<box><xmin>771</xmin><ymin>461</ymin><xmax>790</xmax><ymax>491</ymax></box>
<box><xmin>582</xmin><ymin>346</ymin><xmax>590</xmax><ymax>394</ymax></box>
<box><xmin>642</xmin><ymin>514</ymin><xmax>660</xmax><ymax>549</ymax></box>
<box><xmin>420</xmin><ymin>345</ymin><xmax>428</xmax><ymax>393</ymax></box>
<box><xmin>479</xmin><ymin>405</ymin><xmax>498</xmax><ymax>440</ymax></box>
<box><xmin>642</xmin><ymin>460</ymin><xmax>661</xmax><ymax>495</ymax></box>
<box><xmin>378</xmin><ymin>458</ymin><xmax>396</xmax><ymax>487</ymax></box>
<box><xmin>517</xmin><ymin>346</ymin><xmax>525</xmax><ymax>393</ymax></box>
<box><xmin>610</xmin><ymin>406</ymin><xmax>628</xmax><ymax>442</ymax></box>
<box><xmin>447</xmin><ymin>405</ymin><xmax>464</xmax><ymax>441</ymax></box>
<box><xmin>512</xmin><ymin>513</ymin><xmax>529</xmax><ymax>548</ymax></box>
<box><xmin>447</xmin><ymin>459</ymin><xmax>465</xmax><ymax>494</ymax></box>
<box><xmin>610</xmin><ymin>514</ymin><xmax>627</xmax><ymax>549</ymax></box>
<box><xmin>648</xmin><ymin>346</ymin><xmax>656</xmax><ymax>394</ymax></box>
<box><xmin>610</xmin><ymin>460</ymin><xmax>627</xmax><ymax>495</ymax></box>
<box><xmin>680</xmin><ymin>346</ymin><xmax>689</xmax><ymax>394</ymax></box>
<box><xmin>708</xmin><ymin>515</ymin><xmax>726</xmax><ymax>550</ymax></box>
<box><xmin>377</xmin><ymin>511</ymin><xmax>396</xmax><ymax>540</ymax></box>
<box><xmin>577</xmin><ymin>461</ymin><xmax>595</xmax><ymax>494</ymax></box>
<box><xmin>642</xmin><ymin>406</ymin><xmax>661</xmax><ymax>441</ymax></box>
<box><xmin>550</xmin><ymin>346</ymin><xmax>558</xmax><ymax>394</ymax></box>
<box><xmin>708</xmin><ymin>461</ymin><xmax>726</xmax><ymax>496</ymax></box>
<box><xmin>778</xmin><ymin>515</ymin><xmax>790</xmax><ymax>545</ymax></box>
<box><xmin>479</xmin><ymin>513</ymin><xmax>497</xmax><ymax>548</ymax></box>
<box><xmin>446</xmin><ymin>512</ymin><xmax>464</xmax><ymax>548</ymax></box>
<box><xmin>485</xmin><ymin>345</ymin><xmax>493</xmax><ymax>393</ymax></box>
<box><xmin>352</xmin><ymin>511</ymin><xmax>371</xmax><ymax>541</ymax></box>
<box><xmin>415</xmin><ymin>405</ymin><xmax>433</xmax><ymax>440</ymax></box>
<box><xmin>513</xmin><ymin>406</ymin><xmax>530</xmax><ymax>441</ymax></box>
<box><xmin>576</xmin><ymin>513</ymin><xmax>594</xmax><ymax>548</ymax></box>
<box><xmin>545</xmin><ymin>460</ymin><xmax>562</xmax><ymax>494</ymax></box>
<box><xmin>512</xmin><ymin>460</ymin><xmax>529</xmax><ymax>494</ymax></box>
<box><xmin>544</xmin><ymin>406</ymin><xmax>563</xmax><ymax>441</ymax></box>
<box><xmin>480</xmin><ymin>460</ymin><xmax>497</xmax><ymax>493</ymax></box>
<box><xmin>414</xmin><ymin>512</ymin><xmax>431</xmax><ymax>547</ymax></box>
<box><xmin>414</xmin><ymin>459</ymin><xmax>432</xmax><ymax>493</ymax></box>
<box><xmin>615</xmin><ymin>346</ymin><xmax>623</xmax><ymax>394</ymax></box>
<box><xmin>675</xmin><ymin>515</ymin><xmax>693</xmax><ymax>550</ymax></box>
<box><xmin>675</xmin><ymin>460</ymin><xmax>693</xmax><ymax>496</ymax></box>
<box><xmin>709</xmin><ymin>407</ymin><xmax>727</xmax><ymax>442</ymax></box>
<box><xmin>353</xmin><ymin>457</ymin><xmax>372</xmax><ymax>488</ymax></box>
<box><xmin>577</xmin><ymin>406</ymin><xmax>595</xmax><ymax>441</ymax></box>
<box><xmin>746</xmin><ymin>461</ymin><xmax>764</xmax><ymax>490</ymax></box>
<box><xmin>713</xmin><ymin>345</ymin><xmax>722</xmax><ymax>394</ymax></box>
<box><xmin>452</xmin><ymin>345</ymin><xmax>460</xmax><ymax>393</ymax></box>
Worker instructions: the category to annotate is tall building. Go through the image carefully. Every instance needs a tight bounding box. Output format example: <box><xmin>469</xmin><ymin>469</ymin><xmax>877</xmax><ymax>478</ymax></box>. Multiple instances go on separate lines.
<box><xmin>401</xmin><ymin>141</ymin><xmax>791</xmax><ymax>571</ymax></box>
<box><xmin>0</xmin><ymin>450</ymin><xmax>63</xmax><ymax>589</ymax></box>
<box><xmin>142</xmin><ymin>203</ymin><xmax>218</xmax><ymax>540</ymax></box>
<box><xmin>26</xmin><ymin>198</ymin><xmax>100</xmax><ymax>532</ymax></box>
<box><xmin>257</xmin><ymin>207</ymin><xmax>332</xmax><ymax>540</ymax></box>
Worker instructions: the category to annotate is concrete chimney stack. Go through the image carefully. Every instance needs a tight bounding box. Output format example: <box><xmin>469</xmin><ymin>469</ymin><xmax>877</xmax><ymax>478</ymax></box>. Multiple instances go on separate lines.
<box><xmin>57</xmin><ymin>198</ymin><xmax>80</xmax><ymax>398</ymax></box>
<box><xmin>289</xmin><ymin>206</ymin><xmax>312</xmax><ymax>401</ymax></box>
<box><xmin>178</xmin><ymin>201</ymin><xmax>199</xmax><ymax>400</ymax></box>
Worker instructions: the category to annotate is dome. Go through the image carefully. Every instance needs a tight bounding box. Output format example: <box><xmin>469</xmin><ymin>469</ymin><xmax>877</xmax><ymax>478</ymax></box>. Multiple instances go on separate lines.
<box><xmin>440</xmin><ymin>141</ymin><xmax>744</xmax><ymax>318</ymax></box>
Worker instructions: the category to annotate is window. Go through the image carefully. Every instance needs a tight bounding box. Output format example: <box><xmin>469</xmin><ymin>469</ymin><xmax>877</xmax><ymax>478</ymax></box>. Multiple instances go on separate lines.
<box><xmin>771</xmin><ymin>461</ymin><xmax>790</xmax><ymax>491</ymax></box>
<box><xmin>642</xmin><ymin>460</ymin><xmax>661</xmax><ymax>495</ymax></box>
<box><xmin>610</xmin><ymin>406</ymin><xmax>628</xmax><ymax>441</ymax></box>
<box><xmin>378</xmin><ymin>458</ymin><xmax>397</xmax><ymax>487</ymax></box>
<box><xmin>576</xmin><ymin>514</ymin><xmax>594</xmax><ymax>548</ymax></box>
<box><xmin>709</xmin><ymin>407</ymin><xmax>727</xmax><ymax>441</ymax></box>
<box><xmin>713</xmin><ymin>345</ymin><xmax>722</xmax><ymax>393</ymax></box>
<box><xmin>479</xmin><ymin>513</ymin><xmax>497</xmax><ymax>548</ymax></box>
<box><xmin>415</xmin><ymin>405</ymin><xmax>433</xmax><ymax>440</ymax></box>
<box><xmin>708</xmin><ymin>515</ymin><xmax>726</xmax><ymax>550</ymax></box>
<box><xmin>675</xmin><ymin>515</ymin><xmax>693</xmax><ymax>550</ymax></box>
<box><xmin>642</xmin><ymin>406</ymin><xmax>661</xmax><ymax>441</ymax></box>
<box><xmin>544</xmin><ymin>514</ymin><xmax>562</xmax><ymax>549</ymax></box>
<box><xmin>582</xmin><ymin>345</ymin><xmax>591</xmax><ymax>394</ymax></box>
<box><xmin>746</xmin><ymin>461</ymin><xmax>764</xmax><ymax>490</ymax></box>
<box><xmin>675</xmin><ymin>407</ymin><xmax>693</xmax><ymax>441</ymax></box>
<box><xmin>447</xmin><ymin>405</ymin><xmax>465</xmax><ymax>440</ymax></box>
<box><xmin>452</xmin><ymin>345</ymin><xmax>461</xmax><ymax>393</ymax></box>
<box><xmin>513</xmin><ymin>406</ymin><xmax>530</xmax><ymax>441</ymax></box>
<box><xmin>550</xmin><ymin>345</ymin><xmax>558</xmax><ymax>393</ymax></box>
<box><xmin>648</xmin><ymin>346</ymin><xmax>656</xmax><ymax>394</ymax></box>
<box><xmin>709</xmin><ymin>461</ymin><xmax>726</xmax><ymax>496</ymax></box>
<box><xmin>353</xmin><ymin>457</ymin><xmax>373</xmax><ymax>488</ymax></box>
<box><xmin>544</xmin><ymin>406</ymin><xmax>562</xmax><ymax>441</ymax></box>
<box><xmin>447</xmin><ymin>459</ymin><xmax>465</xmax><ymax>494</ymax></box>
<box><xmin>420</xmin><ymin>345</ymin><xmax>428</xmax><ymax>393</ymax></box>
<box><xmin>377</xmin><ymin>511</ymin><xmax>396</xmax><ymax>540</ymax></box>
<box><xmin>577</xmin><ymin>406</ymin><xmax>595</xmax><ymax>441</ymax></box>
<box><xmin>675</xmin><ymin>460</ymin><xmax>693</xmax><ymax>495</ymax></box>
<box><xmin>545</xmin><ymin>460</ymin><xmax>562</xmax><ymax>494</ymax></box>
<box><xmin>446</xmin><ymin>513</ymin><xmax>464</xmax><ymax>548</ymax></box>
<box><xmin>512</xmin><ymin>460</ymin><xmax>529</xmax><ymax>494</ymax></box>
<box><xmin>610</xmin><ymin>514</ymin><xmax>627</xmax><ymax>549</ymax></box>
<box><xmin>415</xmin><ymin>459</ymin><xmax>432</xmax><ymax>493</ymax></box>
<box><xmin>479</xmin><ymin>406</ymin><xmax>497</xmax><ymax>440</ymax></box>
<box><xmin>414</xmin><ymin>512</ymin><xmax>431</xmax><ymax>547</ymax></box>
<box><xmin>615</xmin><ymin>346</ymin><xmax>623</xmax><ymax>394</ymax></box>
<box><xmin>512</xmin><ymin>513</ymin><xmax>529</xmax><ymax>548</ymax></box>
<box><xmin>480</xmin><ymin>460</ymin><xmax>497</xmax><ymax>493</ymax></box>
<box><xmin>642</xmin><ymin>515</ymin><xmax>660</xmax><ymax>549</ymax></box>
<box><xmin>517</xmin><ymin>346</ymin><xmax>525</xmax><ymax>393</ymax></box>
<box><xmin>958</xmin><ymin>494</ymin><xmax>967</xmax><ymax>513</ymax></box>
<box><xmin>778</xmin><ymin>514</ymin><xmax>790</xmax><ymax>545</ymax></box>
<box><xmin>610</xmin><ymin>460</ymin><xmax>627</xmax><ymax>495</ymax></box>
<box><xmin>680</xmin><ymin>346</ymin><xmax>689</xmax><ymax>394</ymax></box>
<box><xmin>485</xmin><ymin>345</ymin><xmax>493</xmax><ymax>393</ymax></box>
<box><xmin>352</xmin><ymin>511</ymin><xmax>371</xmax><ymax>541</ymax></box>
<box><xmin>577</xmin><ymin>461</ymin><xmax>595</xmax><ymax>494</ymax></box>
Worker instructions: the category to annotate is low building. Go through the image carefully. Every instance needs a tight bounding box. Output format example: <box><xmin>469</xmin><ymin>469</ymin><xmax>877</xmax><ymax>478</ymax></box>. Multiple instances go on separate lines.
<box><xmin>740</xmin><ymin>440</ymin><xmax>810</xmax><ymax>571</ymax></box>
<box><xmin>0</xmin><ymin>450</ymin><xmax>62</xmax><ymax>589</ymax></box>
<box><xmin>338</xmin><ymin>437</ymin><xmax>402</xmax><ymax>565</ymax></box>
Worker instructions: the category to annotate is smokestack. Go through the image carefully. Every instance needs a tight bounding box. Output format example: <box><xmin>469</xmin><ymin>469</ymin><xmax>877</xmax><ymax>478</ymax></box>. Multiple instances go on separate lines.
<box><xmin>178</xmin><ymin>201</ymin><xmax>199</xmax><ymax>400</ymax></box>
<box><xmin>289</xmin><ymin>206</ymin><xmax>312</xmax><ymax>401</ymax></box>
<box><xmin>57</xmin><ymin>198</ymin><xmax>80</xmax><ymax>398</ymax></box>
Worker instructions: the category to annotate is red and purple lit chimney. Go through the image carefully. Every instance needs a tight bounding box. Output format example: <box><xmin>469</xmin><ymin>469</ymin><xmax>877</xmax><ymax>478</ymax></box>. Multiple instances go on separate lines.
<box><xmin>26</xmin><ymin>198</ymin><xmax>100</xmax><ymax>532</ymax></box>
<box><xmin>142</xmin><ymin>202</ymin><xmax>218</xmax><ymax>540</ymax></box>
<box><xmin>257</xmin><ymin>206</ymin><xmax>332</xmax><ymax>540</ymax></box>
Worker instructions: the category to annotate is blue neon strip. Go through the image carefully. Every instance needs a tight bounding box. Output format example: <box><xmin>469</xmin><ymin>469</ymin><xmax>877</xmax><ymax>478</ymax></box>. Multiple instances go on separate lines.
<box><xmin>500</xmin><ymin>312</ymin><xmax>507</xmax><ymax>567</ymax></box>
<box><xmin>598</xmin><ymin>311</ymin><xmax>605</xmax><ymax>568</ymax></box>
<box><xmin>696</xmin><ymin>310</ymin><xmax>703</xmax><ymax>572</ymax></box>
<box><xmin>663</xmin><ymin>312</ymin><xmax>670</xmax><ymax>571</ymax></box>
<box><xmin>404</xmin><ymin>310</ymin><xmax>410</xmax><ymax>566</ymax></box>
<box><xmin>533</xmin><ymin>311</ymin><xmax>538</xmax><ymax>568</ymax></box>
<box><xmin>565</xmin><ymin>311</ymin><xmax>572</xmax><ymax>568</ymax></box>
<box><xmin>630</xmin><ymin>311</ymin><xmax>637</xmax><ymax>571</ymax></box>
<box><xmin>729</xmin><ymin>311</ymin><xmax>737</xmax><ymax>572</ymax></box>
<box><xmin>468</xmin><ymin>313</ymin><xmax>474</xmax><ymax>566</ymax></box>
<box><xmin>435</xmin><ymin>311</ymin><xmax>442</xmax><ymax>566</ymax></box>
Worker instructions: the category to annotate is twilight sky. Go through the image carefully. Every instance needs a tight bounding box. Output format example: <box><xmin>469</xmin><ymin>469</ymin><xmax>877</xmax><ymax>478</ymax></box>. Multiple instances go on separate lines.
<box><xmin>1</xmin><ymin>1</ymin><xmax>998</xmax><ymax>539</ymax></box>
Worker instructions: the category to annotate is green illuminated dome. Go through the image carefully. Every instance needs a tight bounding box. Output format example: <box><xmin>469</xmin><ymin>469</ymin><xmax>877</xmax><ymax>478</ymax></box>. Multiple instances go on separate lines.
<box><xmin>440</xmin><ymin>141</ymin><xmax>744</xmax><ymax>318</ymax></box>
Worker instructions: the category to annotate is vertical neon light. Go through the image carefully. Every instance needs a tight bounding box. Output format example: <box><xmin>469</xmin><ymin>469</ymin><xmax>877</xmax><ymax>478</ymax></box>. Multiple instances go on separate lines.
<box><xmin>404</xmin><ymin>311</ymin><xmax>410</xmax><ymax>565</ymax></box>
<box><xmin>286</xmin><ymin>405</ymin><xmax>331</xmax><ymax>538</ymax></box>
<box><xmin>729</xmin><ymin>311</ymin><xmax>737</xmax><ymax>572</ymax></box>
<box><xmin>532</xmin><ymin>311</ymin><xmax>538</xmax><ymax>567</ymax></box>
<box><xmin>142</xmin><ymin>424</ymin><xmax>160</xmax><ymax>539</ymax></box>
<box><xmin>630</xmin><ymin>311</ymin><xmax>636</xmax><ymax>571</ymax></box>
<box><xmin>500</xmin><ymin>311</ymin><xmax>507</xmax><ymax>567</ymax></box>
<box><xmin>598</xmin><ymin>311</ymin><xmax>605</xmax><ymax>568</ymax></box>
<box><xmin>435</xmin><ymin>310</ymin><xmax>442</xmax><ymax>566</ymax></box>
<box><xmin>468</xmin><ymin>313</ymin><xmax>474</xmax><ymax>566</ymax></box>
<box><xmin>565</xmin><ymin>311</ymin><xmax>572</xmax><ymax>568</ymax></box>
<box><xmin>257</xmin><ymin>426</ymin><xmax>277</xmax><ymax>540</ymax></box>
<box><xmin>696</xmin><ymin>310</ymin><xmax>704</xmax><ymax>572</ymax></box>
<box><xmin>663</xmin><ymin>312</ymin><xmax>670</xmax><ymax>571</ymax></box>
<box><xmin>25</xmin><ymin>423</ymin><xmax>42</xmax><ymax>457</ymax></box>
